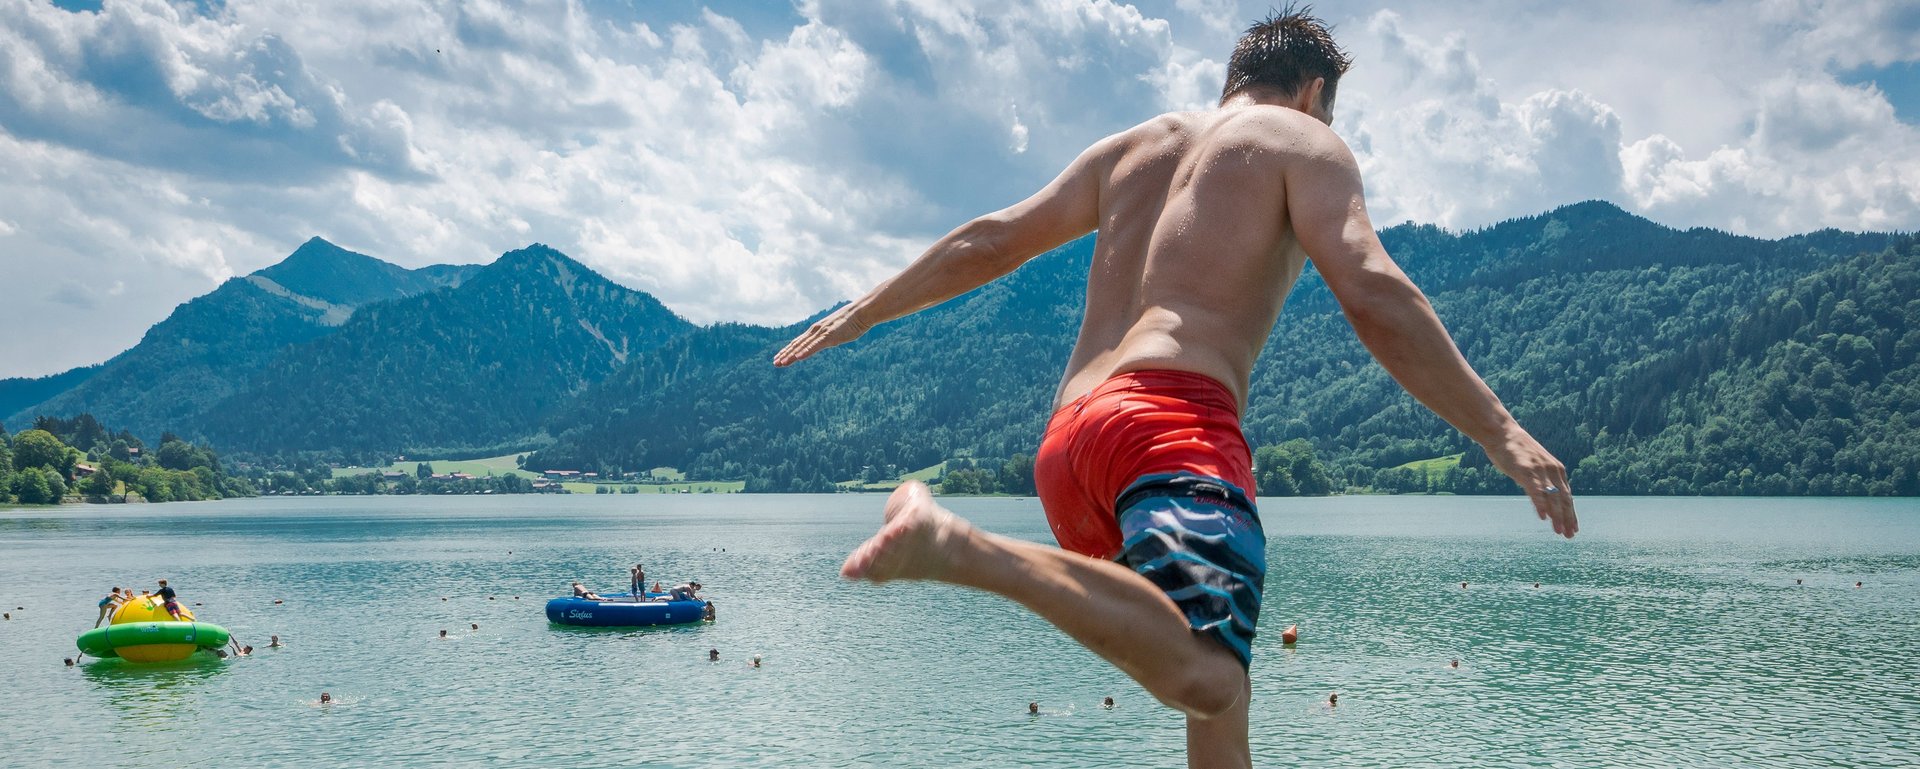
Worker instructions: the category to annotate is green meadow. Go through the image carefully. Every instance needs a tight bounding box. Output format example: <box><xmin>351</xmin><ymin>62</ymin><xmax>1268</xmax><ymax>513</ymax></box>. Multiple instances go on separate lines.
<box><xmin>332</xmin><ymin>455</ymin><xmax>744</xmax><ymax>494</ymax></box>
<box><xmin>836</xmin><ymin>461</ymin><xmax>946</xmax><ymax>492</ymax></box>
<box><xmin>1391</xmin><ymin>453</ymin><xmax>1465</xmax><ymax>486</ymax></box>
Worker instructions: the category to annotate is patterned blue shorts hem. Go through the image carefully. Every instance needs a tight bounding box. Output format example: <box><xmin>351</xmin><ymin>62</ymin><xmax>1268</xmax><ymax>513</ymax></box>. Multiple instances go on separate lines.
<box><xmin>1115</xmin><ymin>472</ymin><xmax>1266</xmax><ymax>669</ymax></box>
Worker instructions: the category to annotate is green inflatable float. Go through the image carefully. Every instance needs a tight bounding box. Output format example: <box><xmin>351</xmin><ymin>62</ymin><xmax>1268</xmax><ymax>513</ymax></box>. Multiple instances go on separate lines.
<box><xmin>76</xmin><ymin>594</ymin><xmax>231</xmax><ymax>663</ymax></box>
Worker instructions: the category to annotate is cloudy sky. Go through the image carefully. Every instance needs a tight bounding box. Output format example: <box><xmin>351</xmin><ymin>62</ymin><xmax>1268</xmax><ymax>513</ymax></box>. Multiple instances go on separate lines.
<box><xmin>1</xmin><ymin>0</ymin><xmax>1917</xmax><ymax>378</ymax></box>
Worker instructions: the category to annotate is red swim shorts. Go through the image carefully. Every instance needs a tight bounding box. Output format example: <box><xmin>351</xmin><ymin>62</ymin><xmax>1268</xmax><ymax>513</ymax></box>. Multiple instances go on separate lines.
<box><xmin>1034</xmin><ymin>369</ymin><xmax>1257</xmax><ymax>560</ymax></box>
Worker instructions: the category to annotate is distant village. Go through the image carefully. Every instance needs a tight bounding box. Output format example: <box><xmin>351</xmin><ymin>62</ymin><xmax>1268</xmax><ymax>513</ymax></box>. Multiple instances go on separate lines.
<box><xmin>328</xmin><ymin>462</ymin><xmax>706</xmax><ymax>498</ymax></box>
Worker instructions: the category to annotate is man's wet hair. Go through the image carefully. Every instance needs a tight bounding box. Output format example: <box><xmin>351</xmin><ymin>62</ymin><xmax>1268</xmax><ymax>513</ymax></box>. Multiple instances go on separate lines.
<box><xmin>1220</xmin><ymin>5</ymin><xmax>1352</xmax><ymax>110</ymax></box>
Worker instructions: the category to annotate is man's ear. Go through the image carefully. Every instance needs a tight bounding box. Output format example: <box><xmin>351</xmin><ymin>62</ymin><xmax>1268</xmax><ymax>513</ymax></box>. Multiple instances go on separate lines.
<box><xmin>1300</xmin><ymin>77</ymin><xmax>1327</xmax><ymax>117</ymax></box>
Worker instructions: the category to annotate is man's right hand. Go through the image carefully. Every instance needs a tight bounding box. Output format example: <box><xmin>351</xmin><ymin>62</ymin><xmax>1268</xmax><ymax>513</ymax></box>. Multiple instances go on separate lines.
<box><xmin>1482</xmin><ymin>429</ymin><xmax>1578</xmax><ymax>538</ymax></box>
<box><xmin>773</xmin><ymin>303</ymin><xmax>870</xmax><ymax>367</ymax></box>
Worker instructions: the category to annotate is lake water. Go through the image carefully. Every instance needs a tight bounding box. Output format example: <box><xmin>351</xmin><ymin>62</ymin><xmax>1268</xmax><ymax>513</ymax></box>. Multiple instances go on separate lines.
<box><xmin>1</xmin><ymin>495</ymin><xmax>1915</xmax><ymax>768</ymax></box>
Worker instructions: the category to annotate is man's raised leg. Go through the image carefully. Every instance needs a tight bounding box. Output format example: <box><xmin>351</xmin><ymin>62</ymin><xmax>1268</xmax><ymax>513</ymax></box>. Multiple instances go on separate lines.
<box><xmin>842</xmin><ymin>481</ymin><xmax>1249</xmax><ymax>724</ymax></box>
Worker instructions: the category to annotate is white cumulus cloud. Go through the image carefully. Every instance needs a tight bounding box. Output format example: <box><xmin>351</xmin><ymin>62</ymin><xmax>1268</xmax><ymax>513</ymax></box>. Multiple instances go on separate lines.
<box><xmin>0</xmin><ymin>0</ymin><xmax>1916</xmax><ymax>378</ymax></box>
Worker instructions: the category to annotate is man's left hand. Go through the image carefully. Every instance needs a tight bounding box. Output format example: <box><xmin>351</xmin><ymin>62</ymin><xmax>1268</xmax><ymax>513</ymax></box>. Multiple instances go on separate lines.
<box><xmin>773</xmin><ymin>304</ymin><xmax>869</xmax><ymax>367</ymax></box>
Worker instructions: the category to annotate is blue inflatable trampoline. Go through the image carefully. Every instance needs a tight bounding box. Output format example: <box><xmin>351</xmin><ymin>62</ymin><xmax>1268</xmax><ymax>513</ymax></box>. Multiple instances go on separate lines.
<box><xmin>545</xmin><ymin>593</ymin><xmax>708</xmax><ymax>627</ymax></box>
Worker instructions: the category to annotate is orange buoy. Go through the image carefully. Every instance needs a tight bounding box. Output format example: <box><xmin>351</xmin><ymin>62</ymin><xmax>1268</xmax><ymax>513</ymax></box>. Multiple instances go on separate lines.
<box><xmin>1281</xmin><ymin>624</ymin><xmax>1299</xmax><ymax>644</ymax></box>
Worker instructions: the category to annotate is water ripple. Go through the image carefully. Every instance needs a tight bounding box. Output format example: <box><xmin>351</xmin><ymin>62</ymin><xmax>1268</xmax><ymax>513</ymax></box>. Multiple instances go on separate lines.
<box><xmin>0</xmin><ymin>495</ymin><xmax>1914</xmax><ymax>767</ymax></box>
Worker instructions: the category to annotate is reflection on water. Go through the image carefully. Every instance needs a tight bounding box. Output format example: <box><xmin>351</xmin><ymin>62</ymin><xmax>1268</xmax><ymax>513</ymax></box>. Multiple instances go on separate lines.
<box><xmin>0</xmin><ymin>515</ymin><xmax>77</xmax><ymax>534</ymax></box>
<box><xmin>0</xmin><ymin>494</ymin><xmax>1915</xmax><ymax>768</ymax></box>
<box><xmin>81</xmin><ymin>654</ymin><xmax>227</xmax><ymax>727</ymax></box>
<box><xmin>543</xmin><ymin>622</ymin><xmax>712</xmax><ymax>638</ymax></box>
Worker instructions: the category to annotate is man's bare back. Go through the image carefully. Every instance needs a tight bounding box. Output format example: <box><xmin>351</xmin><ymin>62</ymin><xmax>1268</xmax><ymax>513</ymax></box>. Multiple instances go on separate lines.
<box><xmin>1057</xmin><ymin>105</ymin><xmax>1328</xmax><ymax>412</ymax></box>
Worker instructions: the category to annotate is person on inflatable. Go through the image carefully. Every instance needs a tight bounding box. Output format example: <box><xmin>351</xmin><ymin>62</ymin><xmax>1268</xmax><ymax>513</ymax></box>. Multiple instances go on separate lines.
<box><xmin>93</xmin><ymin>587</ymin><xmax>124</xmax><ymax>627</ymax></box>
<box><xmin>570</xmin><ymin>582</ymin><xmax>606</xmax><ymax>601</ymax></box>
<box><xmin>664</xmin><ymin>582</ymin><xmax>701</xmax><ymax>602</ymax></box>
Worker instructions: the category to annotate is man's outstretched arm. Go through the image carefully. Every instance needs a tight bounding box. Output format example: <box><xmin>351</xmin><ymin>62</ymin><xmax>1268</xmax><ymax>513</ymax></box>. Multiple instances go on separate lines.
<box><xmin>1284</xmin><ymin>126</ymin><xmax>1578</xmax><ymax>538</ymax></box>
<box><xmin>773</xmin><ymin>138</ymin><xmax>1112</xmax><ymax>367</ymax></box>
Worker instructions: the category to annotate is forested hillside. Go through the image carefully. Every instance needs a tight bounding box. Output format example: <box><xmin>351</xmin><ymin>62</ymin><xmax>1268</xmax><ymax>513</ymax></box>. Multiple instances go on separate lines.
<box><xmin>527</xmin><ymin>202</ymin><xmax>1913</xmax><ymax>495</ymax></box>
<box><xmin>2</xmin><ymin>238</ymin><xmax>471</xmax><ymax>437</ymax></box>
<box><xmin>0</xmin><ymin>365</ymin><xmax>99</xmax><ymax>421</ymax></box>
<box><xmin>201</xmin><ymin>245</ymin><xmax>696</xmax><ymax>457</ymax></box>
<box><xmin>15</xmin><ymin>203</ymin><xmax>1906</xmax><ymax>497</ymax></box>
<box><xmin>1568</xmin><ymin>244</ymin><xmax>1920</xmax><ymax>495</ymax></box>
<box><xmin>526</xmin><ymin>244</ymin><xmax>1090</xmax><ymax>490</ymax></box>
<box><xmin>1235</xmin><ymin>202</ymin><xmax>1899</xmax><ymax>488</ymax></box>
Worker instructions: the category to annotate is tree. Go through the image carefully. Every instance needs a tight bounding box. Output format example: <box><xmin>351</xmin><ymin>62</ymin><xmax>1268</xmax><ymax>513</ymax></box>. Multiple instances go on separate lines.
<box><xmin>1285</xmin><ymin>444</ymin><xmax>1335</xmax><ymax>496</ymax></box>
<box><xmin>940</xmin><ymin>468</ymin><xmax>986</xmax><ymax>495</ymax></box>
<box><xmin>1000</xmin><ymin>454</ymin><xmax>1037</xmax><ymax>495</ymax></box>
<box><xmin>157</xmin><ymin>439</ymin><xmax>207</xmax><ymax>471</ymax></box>
<box><xmin>12</xmin><ymin>467</ymin><xmax>62</xmax><ymax>504</ymax></box>
<box><xmin>11</xmin><ymin>430</ymin><xmax>75</xmax><ymax>478</ymax></box>
<box><xmin>80</xmin><ymin>467</ymin><xmax>116</xmax><ymax>498</ymax></box>
<box><xmin>1253</xmin><ymin>445</ymin><xmax>1298</xmax><ymax>497</ymax></box>
<box><xmin>130</xmin><ymin>467</ymin><xmax>174</xmax><ymax>502</ymax></box>
<box><xmin>1254</xmin><ymin>440</ymin><xmax>1334</xmax><ymax>496</ymax></box>
<box><xmin>46</xmin><ymin>468</ymin><xmax>69</xmax><ymax>501</ymax></box>
<box><xmin>417</xmin><ymin>462</ymin><xmax>434</xmax><ymax>480</ymax></box>
<box><xmin>36</xmin><ymin>414</ymin><xmax>109</xmax><ymax>452</ymax></box>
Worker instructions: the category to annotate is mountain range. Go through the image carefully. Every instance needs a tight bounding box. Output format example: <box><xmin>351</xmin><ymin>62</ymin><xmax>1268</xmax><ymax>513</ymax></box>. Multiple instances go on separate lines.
<box><xmin>521</xmin><ymin>201</ymin><xmax>1916</xmax><ymax>495</ymax></box>
<box><xmin>4</xmin><ymin>201</ymin><xmax>1914</xmax><ymax>495</ymax></box>
<box><xmin>198</xmin><ymin>244</ymin><xmax>693</xmax><ymax>456</ymax></box>
<box><xmin>3</xmin><ymin>238</ymin><xmax>472</xmax><ymax>439</ymax></box>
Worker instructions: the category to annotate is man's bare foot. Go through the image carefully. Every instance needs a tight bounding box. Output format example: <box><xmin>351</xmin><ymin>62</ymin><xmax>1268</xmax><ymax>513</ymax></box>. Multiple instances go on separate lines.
<box><xmin>840</xmin><ymin>481</ymin><xmax>970</xmax><ymax>583</ymax></box>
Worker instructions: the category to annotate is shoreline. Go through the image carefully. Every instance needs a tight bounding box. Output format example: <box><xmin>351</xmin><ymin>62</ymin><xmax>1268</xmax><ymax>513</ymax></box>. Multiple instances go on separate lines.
<box><xmin>8</xmin><ymin>490</ymin><xmax>1920</xmax><ymax>514</ymax></box>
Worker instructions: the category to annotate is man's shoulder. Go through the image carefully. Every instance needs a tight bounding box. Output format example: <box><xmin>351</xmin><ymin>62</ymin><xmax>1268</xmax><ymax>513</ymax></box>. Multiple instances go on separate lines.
<box><xmin>1102</xmin><ymin>110</ymin><xmax>1216</xmax><ymax>149</ymax></box>
<box><xmin>1214</xmin><ymin>106</ymin><xmax>1340</xmax><ymax>150</ymax></box>
<box><xmin>1100</xmin><ymin>108</ymin><xmax>1346</xmax><ymax>171</ymax></box>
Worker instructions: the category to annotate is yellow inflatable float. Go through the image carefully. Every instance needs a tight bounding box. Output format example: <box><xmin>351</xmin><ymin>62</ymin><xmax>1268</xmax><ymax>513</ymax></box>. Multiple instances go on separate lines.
<box><xmin>76</xmin><ymin>593</ymin><xmax>230</xmax><ymax>663</ymax></box>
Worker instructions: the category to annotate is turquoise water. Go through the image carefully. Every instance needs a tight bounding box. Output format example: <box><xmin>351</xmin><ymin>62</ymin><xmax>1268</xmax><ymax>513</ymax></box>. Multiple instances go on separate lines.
<box><xmin>1</xmin><ymin>495</ymin><xmax>1915</xmax><ymax>768</ymax></box>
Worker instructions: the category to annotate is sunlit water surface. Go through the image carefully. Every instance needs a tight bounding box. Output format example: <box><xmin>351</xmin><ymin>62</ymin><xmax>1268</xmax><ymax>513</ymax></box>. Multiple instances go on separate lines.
<box><xmin>1</xmin><ymin>495</ymin><xmax>1915</xmax><ymax>768</ymax></box>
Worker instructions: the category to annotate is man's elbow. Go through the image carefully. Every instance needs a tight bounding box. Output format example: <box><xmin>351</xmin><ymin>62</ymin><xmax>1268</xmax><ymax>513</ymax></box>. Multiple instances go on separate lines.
<box><xmin>954</xmin><ymin>217</ymin><xmax>1020</xmax><ymax>274</ymax></box>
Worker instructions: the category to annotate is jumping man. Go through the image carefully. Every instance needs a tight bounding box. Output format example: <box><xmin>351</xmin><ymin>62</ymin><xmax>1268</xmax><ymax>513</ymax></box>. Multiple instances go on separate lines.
<box><xmin>774</xmin><ymin>10</ymin><xmax>1577</xmax><ymax>767</ymax></box>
